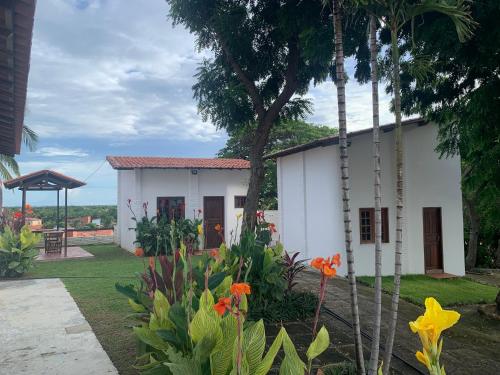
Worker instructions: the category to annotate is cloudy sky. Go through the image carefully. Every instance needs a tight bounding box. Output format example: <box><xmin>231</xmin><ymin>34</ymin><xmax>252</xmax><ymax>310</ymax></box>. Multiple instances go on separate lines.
<box><xmin>4</xmin><ymin>0</ymin><xmax>396</xmax><ymax>207</ymax></box>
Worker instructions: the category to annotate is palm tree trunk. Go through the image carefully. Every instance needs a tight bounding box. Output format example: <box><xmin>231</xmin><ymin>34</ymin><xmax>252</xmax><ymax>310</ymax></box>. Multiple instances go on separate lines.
<box><xmin>382</xmin><ymin>25</ymin><xmax>404</xmax><ymax>375</ymax></box>
<box><xmin>464</xmin><ymin>197</ymin><xmax>479</xmax><ymax>270</ymax></box>
<box><xmin>333</xmin><ymin>2</ymin><xmax>365</xmax><ymax>374</ymax></box>
<box><xmin>368</xmin><ymin>15</ymin><xmax>382</xmax><ymax>375</ymax></box>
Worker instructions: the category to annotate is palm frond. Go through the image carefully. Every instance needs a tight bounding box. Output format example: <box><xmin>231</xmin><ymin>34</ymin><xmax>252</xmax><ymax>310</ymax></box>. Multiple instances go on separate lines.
<box><xmin>22</xmin><ymin>124</ymin><xmax>39</xmax><ymax>152</ymax></box>
<box><xmin>409</xmin><ymin>0</ymin><xmax>477</xmax><ymax>42</ymax></box>
<box><xmin>0</xmin><ymin>154</ymin><xmax>20</xmax><ymax>181</ymax></box>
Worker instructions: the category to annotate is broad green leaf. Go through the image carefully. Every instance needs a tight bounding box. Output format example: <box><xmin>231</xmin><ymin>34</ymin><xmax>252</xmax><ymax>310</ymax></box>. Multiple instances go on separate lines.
<box><xmin>279</xmin><ymin>329</ymin><xmax>306</xmax><ymax>375</ymax></box>
<box><xmin>242</xmin><ymin>320</ymin><xmax>266</xmax><ymax>373</ymax></box>
<box><xmin>164</xmin><ymin>347</ymin><xmax>202</xmax><ymax>375</ymax></box>
<box><xmin>133</xmin><ymin>326</ymin><xmax>170</xmax><ymax>351</ymax></box>
<box><xmin>128</xmin><ymin>298</ymin><xmax>146</xmax><ymax>313</ymax></box>
<box><xmin>189</xmin><ymin>307</ymin><xmax>222</xmax><ymax>346</ymax></box>
<box><xmin>210</xmin><ymin>314</ymin><xmax>237</xmax><ymax>375</ymax></box>
<box><xmin>306</xmin><ymin>326</ymin><xmax>329</xmax><ymax>361</ymax></box>
<box><xmin>193</xmin><ymin>335</ymin><xmax>217</xmax><ymax>363</ymax></box>
<box><xmin>199</xmin><ymin>289</ymin><xmax>215</xmax><ymax>312</ymax></box>
<box><xmin>214</xmin><ymin>275</ymin><xmax>233</xmax><ymax>298</ymax></box>
<box><xmin>254</xmin><ymin>327</ymin><xmax>285</xmax><ymax>375</ymax></box>
<box><xmin>208</xmin><ymin>271</ymin><xmax>226</xmax><ymax>291</ymax></box>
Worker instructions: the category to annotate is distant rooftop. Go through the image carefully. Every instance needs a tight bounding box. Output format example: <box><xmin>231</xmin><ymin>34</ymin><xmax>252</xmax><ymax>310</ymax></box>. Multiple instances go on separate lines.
<box><xmin>106</xmin><ymin>156</ymin><xmax>251</xmax><ymax>170</ymax></box>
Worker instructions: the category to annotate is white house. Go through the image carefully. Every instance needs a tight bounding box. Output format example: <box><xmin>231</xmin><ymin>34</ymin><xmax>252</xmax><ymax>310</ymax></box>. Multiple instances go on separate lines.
<box><xmin>267</xmin><ymin>119</ymin><xmax>465</xmax><ymax>276</ymax></box>
<box><xmin>107</xmin><ymin>156</ymin><xmax>250</xmax><ymax>252</ymax></box>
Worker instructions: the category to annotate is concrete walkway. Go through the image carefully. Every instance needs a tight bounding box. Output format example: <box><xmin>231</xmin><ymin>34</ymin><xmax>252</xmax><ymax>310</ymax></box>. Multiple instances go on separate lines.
<box><xmin>0</xmin><ymin>278</ymin><xmax>118</xmax><ymax>375</ymax></box>
<box><xmin>297</xmin><ymin>270</ymin><xmax>500</xmax><ymax>375</ymax></box>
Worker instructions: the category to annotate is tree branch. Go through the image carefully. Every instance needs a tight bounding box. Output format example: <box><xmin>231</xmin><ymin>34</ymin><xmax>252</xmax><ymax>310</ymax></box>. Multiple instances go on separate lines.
<box><xmin>218</xmin><ymin>36</ymin><xmax>266</xmax><ymax>121</ymax></box>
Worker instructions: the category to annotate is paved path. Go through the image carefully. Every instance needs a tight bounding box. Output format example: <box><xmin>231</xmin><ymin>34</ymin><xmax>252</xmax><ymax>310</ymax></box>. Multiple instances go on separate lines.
<box><xmin>0</xmin><ymin>278</ymin><xmax>118</xmax><ymax>375</ymax></box>
<box><xmin>297</xmin><ymin>270</ymin><xmax>500</xmax><ymax>375</ymax></box>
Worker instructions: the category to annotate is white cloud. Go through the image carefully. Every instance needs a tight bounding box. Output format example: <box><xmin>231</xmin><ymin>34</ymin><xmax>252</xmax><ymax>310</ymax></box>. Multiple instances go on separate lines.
<box><xmin>37</xmin><ymin>147</ymin><xmax>89</xmax><ymax>157</ymax></box>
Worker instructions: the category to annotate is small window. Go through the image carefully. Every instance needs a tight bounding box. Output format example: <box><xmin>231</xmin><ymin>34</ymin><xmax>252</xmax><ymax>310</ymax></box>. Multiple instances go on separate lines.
<box><xmin>359</xmin><ymin>208</ymin><xmax>389</xmax><ymax>244</ymax></box>
<box><xmin>234</xmin><ymin>196</ymin><xmax>246</xmax><ymax>209</ymax></box>
<box><xmin>157</xmin><ymin>197</ymin><xmax>185</xmax><ymax>222</ymax></box>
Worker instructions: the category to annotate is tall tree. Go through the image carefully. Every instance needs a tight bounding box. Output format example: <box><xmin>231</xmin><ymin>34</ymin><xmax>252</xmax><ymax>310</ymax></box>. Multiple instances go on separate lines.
<box><xmin>218</xmin><ymin>120</ymin><xmax>337</xmax><ymax>209</ymax></box>
<box><xmin>367</xmin><ymin>14</ymin><xmax>383</xmax><ymax>375</ymax></box>
<box><xmin>332</xmin><ymin>1</ymin><xmax>365</xmax><ymax>373</ymax></box>
<box><xmin>361</xmin><ymin>2</ymin><xmax>475</xmax><ymax>373</ymax></box>
<box><xmin>397</xmin><ymin>0</ymin><xmax>499</xmax><ymax>270</ymax></box>
<box><xmin>167</xmin><ymin>0</ymin><xmax>336</xmax><ymax>231</ymax></box>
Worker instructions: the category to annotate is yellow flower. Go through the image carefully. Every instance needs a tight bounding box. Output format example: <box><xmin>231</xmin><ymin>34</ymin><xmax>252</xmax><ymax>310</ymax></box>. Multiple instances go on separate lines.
<box><xmin>416</xmin><ymin>350</ymin><xmax>431</xmax><ymax>369</ymax></box>
<box><xmin>409</xmin><ymin>297</ymin><xmax>460</xmax><ymax>347</ymax></box>
<box><xmin>197</xmin><ymin>224</ymin><xmax>203</xmax><ymax>235</ymax></box>
<box><xmin>236</xmin><ymin>213</ymin><xmax>242</xmax><ymax>220</ymax></box>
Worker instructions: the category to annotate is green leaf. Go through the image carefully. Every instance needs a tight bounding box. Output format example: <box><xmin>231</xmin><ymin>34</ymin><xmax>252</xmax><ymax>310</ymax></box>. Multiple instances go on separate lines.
<box><xmin>242</xmin><ymin>320</ymin><xmax>266</xmax><ymax>373</ymax></box>
<box><xmin>189</xmin><ymin>307</ymin><xmax>222</xmax><ymax>346</ymax></box>
<box><xmin>133</xmin><ymin>326</ymin><xmax>170</xmax><ymax>351</ymax></box>
<box><xmin>193</xmin><ymin>335</ymin><xmax>217</xmax><ymax>363</ymax></box>
<box><xmin>214</xmin><ymin>275</ymin><xmax>233</xmax><ymax>298</ymax></box>
<box><xmin>306</xmin><ymin>326</ymin><xmax>329</xmax><ymax>361</ymax></box>
<box><xmin>8</xmin><ymin>261</ymin><xmax>20</xmax><ymax>269</ymax></box>
<box><xmin>254</xmin><ymin>327</ymin><xmax>285</xmax><ymax>375</ymax></box>
<box><xmin>208</xmin><ymin>271</ymin><xmax>226</xmax><ymax>290</ymax></box>
<box><xmin>199</xmin><ymin>289</ymin><xmax>215</xmax><ymax>312</ymax></box>
<box><xmin>279</xmin><ymin>329</ymin><xmax>306</xmax><ymax>375</ymax></box>
<box><xmin>164</xmin><ymin>347</ymin><xmax>202</xmax><ymax>375</ymax></box>
<box><xmin>128</xmin><ymin>298</ymin><xmax>146</xmax><ymax>313</ymax></box>
<box><xmin>210</xmin><ymin>314</ymin><xmax>237</xmax><ymax>375</ymax></box>
<box><xmin>156</xmin><ymin>329</ymin><xmax>182</xmax><ymax>347</ymax></box>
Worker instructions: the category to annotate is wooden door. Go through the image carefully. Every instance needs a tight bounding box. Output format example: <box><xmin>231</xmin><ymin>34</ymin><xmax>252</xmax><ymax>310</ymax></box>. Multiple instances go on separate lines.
<box><xmin>423</xmin><ymin>207</ymin><xmax>443</xmax><ymax>273</ymax></box>
<box><xmin>204</xmin><ymin>196</ymin><xmax>224</xmax><ymax>249</ymax></box>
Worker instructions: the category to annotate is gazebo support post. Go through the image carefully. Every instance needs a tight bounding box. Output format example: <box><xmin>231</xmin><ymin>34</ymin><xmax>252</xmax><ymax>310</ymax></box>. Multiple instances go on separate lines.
<box><xmin>56</xmin><ymin>189</ymin><xmax>60</xmax><ymax>230</ymax></box>
<box><xmin>64</xmin><ymin>187</ymin><xmax>68</xmax><ymax>257</ymax></box>
<box><xmin>21</xmin><ymin>188</ymin><xmax>26</xmax><ymax>226</ymax></box>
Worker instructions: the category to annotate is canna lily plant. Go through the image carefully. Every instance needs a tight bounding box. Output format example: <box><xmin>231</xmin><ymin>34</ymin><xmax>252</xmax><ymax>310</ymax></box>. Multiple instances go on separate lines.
<box><xmin>409</xmin><ymin>297</ymin><xmax>460</xmax><ymax>375</ymax></box>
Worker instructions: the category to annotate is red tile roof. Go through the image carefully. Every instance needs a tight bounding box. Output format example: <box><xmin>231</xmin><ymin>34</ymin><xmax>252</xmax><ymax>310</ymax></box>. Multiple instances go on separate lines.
<box><xmin>106</xmin><ymin>156</ymin><xmax>251</xmax><ymax>170</ymax></box>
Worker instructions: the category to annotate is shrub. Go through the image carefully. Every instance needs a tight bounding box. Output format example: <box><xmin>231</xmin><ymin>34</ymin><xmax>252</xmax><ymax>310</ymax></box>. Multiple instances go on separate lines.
<box><xmin>247</xmin><ymin>291</ymin><xmax>318</xmax><ymax>322</ymax></box>
<box><xmin>0</xmin><ymin>225</ymin><xmax>41</xmax><ymax>277</ymax></box>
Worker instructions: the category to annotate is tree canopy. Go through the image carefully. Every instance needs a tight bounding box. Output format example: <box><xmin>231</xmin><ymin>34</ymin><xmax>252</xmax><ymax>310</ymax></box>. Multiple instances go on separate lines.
<box><xmin>218</xmin><ymin>120</ymin><xmax>337</xmax><ymax>209</ymax></box>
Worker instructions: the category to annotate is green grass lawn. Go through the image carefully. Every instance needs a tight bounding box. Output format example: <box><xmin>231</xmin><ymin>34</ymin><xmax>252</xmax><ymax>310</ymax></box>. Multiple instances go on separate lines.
<box><xmin>358</xmin><ymin>274</ymin><xmax>499</xmax><ymax>306</ymax></box>
<box><xmin>26</xmin><ymin>245</ymin><xmax>146</xmax><ymax>375</ymax></box>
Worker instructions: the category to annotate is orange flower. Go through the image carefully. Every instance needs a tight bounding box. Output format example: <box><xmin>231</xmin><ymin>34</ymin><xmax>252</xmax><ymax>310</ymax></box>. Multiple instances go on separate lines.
<box><xmin>149</xmin><ymin>256</ymin><xmax>155</xmax><ymax>270</ymax></box>
<box><xmin>268</xmin><ymin>223</ymin><xmax>277</xmax><ymax>233</ymax></box>
<box><xmin>213</xmin><ymin>297</ymin><xmax>232</xmax><ymax>316</ymax></box>
<box><xmin>311</xmin><ymin>254</ymin><xmax>341</xmax><ymax>279</ymax></box>
<box><xmin>214</xmin><ymin>223</ymin><xmax>222</xmax><ymax>233</ymax></box>
<box><xmin>322</xmin><ymin>264</ymin><xmax>336</xmax><ymax>277</ymax></box>
<box><xmin>210</xmin><ymin>249</ymin><xmax>219</xmax><ymax>258</ymax></box>
<box><xmin>311</xmin><ymin>257</ymin><xmax>325</xmax><ymax>270</ymax></box>
<box><xmin>230</xmin><ymin>282</ymin><xmax>251</xmax><ymax>297</ymax></box>
<box><xmin>134</xmin><ymin>247</ymin><xmax>144</xmax><ymax>257</ymax></box>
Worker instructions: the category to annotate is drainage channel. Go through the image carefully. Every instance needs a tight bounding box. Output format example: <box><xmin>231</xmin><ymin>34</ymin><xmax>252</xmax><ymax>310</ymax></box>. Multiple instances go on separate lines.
<box><xmin>321</xmin><ymin>306</ymin><xmax>425</xmax><ymax>375</ymax></box>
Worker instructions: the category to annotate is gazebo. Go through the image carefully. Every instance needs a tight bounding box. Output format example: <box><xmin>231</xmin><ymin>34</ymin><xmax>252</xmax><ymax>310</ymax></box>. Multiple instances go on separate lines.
<box><xmin>4</xmin><ymin>170</ymin><xmax>86</xmax><ymax>257</ymax></box>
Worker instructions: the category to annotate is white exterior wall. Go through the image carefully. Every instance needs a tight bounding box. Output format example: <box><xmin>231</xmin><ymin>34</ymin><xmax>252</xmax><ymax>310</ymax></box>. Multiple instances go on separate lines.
<box><xmin>277</xmin><ymin>122</ymin><xmax>464</xmax><ymax>276</ymax></box>
<box><xmin>116</xmin><ymin>168</ymin><xmax>249</xmax><ymax>252</ymax></box>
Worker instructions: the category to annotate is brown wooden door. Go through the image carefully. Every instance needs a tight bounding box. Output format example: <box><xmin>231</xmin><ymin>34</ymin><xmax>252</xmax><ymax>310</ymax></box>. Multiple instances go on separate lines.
<box><xmin>204</xmin><ymin>196</ymin><xmax>224</xmax><ymax>249</ymax></box>
<box><xmin>423</xmin><ymin>207</ymin><xmax>443</xmax><ymax>272</ymax></box>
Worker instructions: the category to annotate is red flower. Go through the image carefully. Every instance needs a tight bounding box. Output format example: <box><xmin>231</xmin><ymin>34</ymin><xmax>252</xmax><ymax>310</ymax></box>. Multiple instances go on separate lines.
<box><xmin>256</xmin><ymin>211</ymin><xmax>264</xmax><ymax>219</ymax></box>
<box><xmin>210</xmin><ymin>249</ymin><xmax>219</xmax><ymax>258</ymax></box>
<box><xmin>214</xmin><ymin>297</ymin><xmax>232</xmax><ymax>316</ymax></box>
<box><xmin>134</xmin><ymin>247</ymin><xmax>144</xmax><ymax>257</ymax></box>
<box><xmin>268</xmin><ymin>223</ymin><xmax>277</xmax><ymax>233</ymax></box>
<box><xmin>13</xmin><ymin>212</ymin><xmax>23</xmax><ymax>219</ymax></box>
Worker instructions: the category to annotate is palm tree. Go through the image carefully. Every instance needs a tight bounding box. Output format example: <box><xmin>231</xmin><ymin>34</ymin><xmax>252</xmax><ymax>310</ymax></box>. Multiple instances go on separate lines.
<box><xmin>332</xmin><ymin>1</ymin><xmax>366</xmax><ymax>373</ymax></box>
<box><xmin>367</xmin><ymin>14</ymin><xmax>383</xmax><ymax>375</ymax></box>
<box><xmin>0</xmin><ymin>125</ymin><xmax>38</xmax><ymax>209</ymax></box>
<box><xmin>361</xmin><ymin>2</ymin><xmax>475</xmax><ymax>374</ymax></box>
